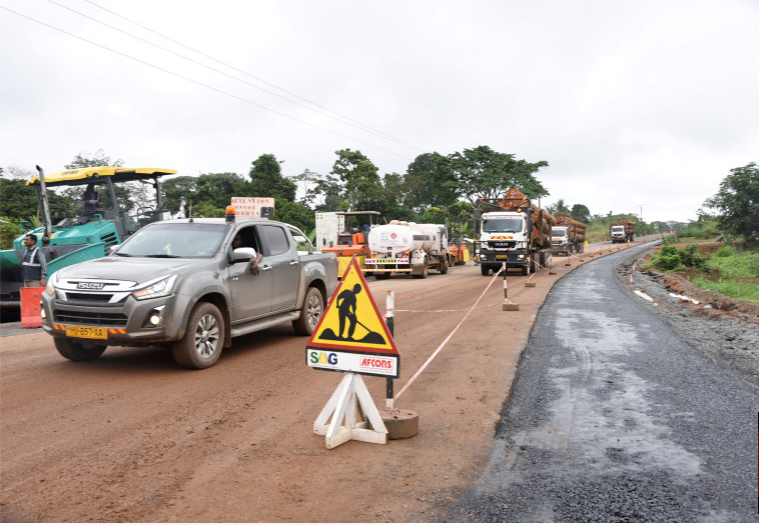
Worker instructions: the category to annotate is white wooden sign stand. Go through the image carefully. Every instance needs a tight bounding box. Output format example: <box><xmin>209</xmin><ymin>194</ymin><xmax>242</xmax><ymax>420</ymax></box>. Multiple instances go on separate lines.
<box><xmin>314</xmin><ymin>373</ymin><xmax>388</xmax><ymax>449</ymax></box>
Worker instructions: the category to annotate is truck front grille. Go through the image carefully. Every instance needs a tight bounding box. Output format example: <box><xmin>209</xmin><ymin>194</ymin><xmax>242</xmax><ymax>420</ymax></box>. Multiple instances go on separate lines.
<box><xmin>54</xmin><ymin>309</ymin><xmax>128</xmax><ymax>327</ymax></box>
<box><xmin>61</xmin><ymin>292</ymin><xmax>126</xmax><ymax>306</ymax></box>
<box><xmin>489</xmin><ymin>241</ymin><xmax>516</xmax><ymax>249</ymax></box>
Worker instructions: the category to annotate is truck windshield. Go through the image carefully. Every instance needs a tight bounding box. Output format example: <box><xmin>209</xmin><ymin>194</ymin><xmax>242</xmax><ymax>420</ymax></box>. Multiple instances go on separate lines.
<box><xmin>482</xmin><ymin>218</ymin><xmax>523</xmax><ymax>233</ymax></box>
<box><xmin>612</xmin><ymin>226</ymin><xmax>624</xmax><ymax>233</ymax></box>
<box><xmin>552</xmin><ymin>228</ymin><xmax>567</xmax><ymax>237</ymax></box>
<box><xmin>115</xmin><ymin>223</ymin><xmax>229</xmax><ymax>258</ymax></box>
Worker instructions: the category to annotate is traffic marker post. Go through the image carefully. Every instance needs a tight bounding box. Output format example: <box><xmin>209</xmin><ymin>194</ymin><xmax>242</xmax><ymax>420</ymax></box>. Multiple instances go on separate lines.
<box><xmin>381</xmin><ymin>290</ymin><xmax>419</xmax><ymax>439</ymax></box>
<box><xmin>385</xmin><ymin>291</ymin><xmax>396</xmax><ymax>412</ymax></box>
<box><xmin>502</xmin><ymin>263</ymin><xmax>519</xmax><ymax>311</ymax></box>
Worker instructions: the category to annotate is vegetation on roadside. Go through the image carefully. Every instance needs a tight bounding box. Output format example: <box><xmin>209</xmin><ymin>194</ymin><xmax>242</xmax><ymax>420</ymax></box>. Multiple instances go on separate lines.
<box><xmin>648</xmin><ymin>240</ymin><xmax>759</xmax><ymax>303</ymax></box>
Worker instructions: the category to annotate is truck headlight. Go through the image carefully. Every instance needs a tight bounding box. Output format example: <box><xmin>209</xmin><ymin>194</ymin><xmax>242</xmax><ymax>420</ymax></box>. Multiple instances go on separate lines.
<box><xmin>46</xmin><ymin>273</ymin><xmax>57</xmax><ymax>296</ymax></box>
<box><xmin>132</xmin><ymin>275</ymin><xmax>177</xmax><ymax>301</ymax></box>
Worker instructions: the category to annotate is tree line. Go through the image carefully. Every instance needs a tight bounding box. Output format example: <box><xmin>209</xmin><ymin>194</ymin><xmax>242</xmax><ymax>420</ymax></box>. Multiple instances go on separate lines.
<box><xmin>2</xmin><ymin>148</ymin><xmax>755</xmax><ymax>249</ymax></box>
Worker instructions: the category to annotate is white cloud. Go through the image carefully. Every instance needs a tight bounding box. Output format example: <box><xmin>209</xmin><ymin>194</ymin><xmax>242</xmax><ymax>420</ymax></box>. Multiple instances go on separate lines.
<box><xmin>1</xmin><ymin>0</ymin><xmax>757</xmax><ymax>223</ymax></box>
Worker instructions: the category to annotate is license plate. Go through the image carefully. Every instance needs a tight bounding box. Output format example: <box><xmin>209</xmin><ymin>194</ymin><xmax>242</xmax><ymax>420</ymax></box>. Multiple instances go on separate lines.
<box><xmin>65</xmin><ymin>326</ymin><xmax>108</xmax><ymax>339</ymax></box>
<box><xmin>495</xmin><ymin>255</ymin><xmax>509</xmax><ymax>259</ymax></box>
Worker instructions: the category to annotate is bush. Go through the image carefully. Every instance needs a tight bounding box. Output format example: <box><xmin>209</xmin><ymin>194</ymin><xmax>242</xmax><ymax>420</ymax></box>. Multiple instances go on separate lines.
<box><xmin>713</xmin><ymin>245</ymin><xmax>735</xmax><ymax>258</ymax></box>
<box><xmin>679</xmin><ymin>220</ymin><xmax>719</xmax><ymax>239</ymax></box>
<box><xmin>652</xmin><ymin>245</ymin><xmax>682</xmax><ymax>271</ymax></box>
<box><xmin>680</xmin><ymin>244</ymin><xmax>707</xmax><ymax>270</ymax></box>
<box><xmin>0</xmin><ymin>217</ymin><xmax>23</xmax><ymax>250</ymax></box>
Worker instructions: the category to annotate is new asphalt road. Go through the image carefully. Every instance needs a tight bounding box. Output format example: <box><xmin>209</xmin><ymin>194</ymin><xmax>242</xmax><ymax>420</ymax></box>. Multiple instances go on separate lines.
<box><xmin>449</xmin><ymin>242</ymin><xmax>759</xmax><ymax>522</ymax></box>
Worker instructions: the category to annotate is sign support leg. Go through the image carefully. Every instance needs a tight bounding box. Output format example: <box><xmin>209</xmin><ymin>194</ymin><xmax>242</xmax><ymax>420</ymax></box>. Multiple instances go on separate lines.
<box><xmin>314</xmin><ymin>373</ymin><xmax>388</xmax><ymax>449</ymax></box>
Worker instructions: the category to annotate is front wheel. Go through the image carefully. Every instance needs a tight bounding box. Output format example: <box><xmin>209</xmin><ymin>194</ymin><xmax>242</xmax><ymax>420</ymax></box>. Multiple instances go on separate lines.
<box><xmin>293</xmin><ymin>287</ymin><xmax>324</xmax><ymax>336</ymax></box>
<box><xmin>439</xmin><ymin>257</ymin><xmax>448</xmax><ymax>274</ymax></box>
<box><xmin>480</xmin><ymin>264</ymin><xmax>490</xmax><ymax>276</ymax></box>
<box><xmin>173</xmin><ymin>302</ymin><xmax>224</xmax><ymax>369</ymax></box>
<box><xmin>54</xmin><ymin>337</ymin><xmax>107</xmax><ymax>361</ymax></box>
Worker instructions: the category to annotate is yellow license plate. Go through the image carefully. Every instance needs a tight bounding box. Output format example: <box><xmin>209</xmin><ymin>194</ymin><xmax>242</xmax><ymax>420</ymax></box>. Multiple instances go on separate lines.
<box><xmin>65</xmin><ymin>326</ymin><xmax>108</xmax><ymax>339</ymax></box>
<box><xmin>495</xmin><ymin>255</ymin><xmax>509</xmax><ymax>259</ymax></box>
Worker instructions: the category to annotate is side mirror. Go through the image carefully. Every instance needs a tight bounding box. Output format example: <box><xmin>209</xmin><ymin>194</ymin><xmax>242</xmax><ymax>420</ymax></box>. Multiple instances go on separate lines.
<box><xmin>232</xmin><ymin>247</ymin><xmax>257</xmax><ymax>262</ymax></box>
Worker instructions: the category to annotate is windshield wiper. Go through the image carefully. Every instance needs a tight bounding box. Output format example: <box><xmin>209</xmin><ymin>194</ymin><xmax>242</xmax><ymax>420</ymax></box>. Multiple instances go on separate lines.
<box><xmin>145</xmin><ymin>254</ymin><xmax>182</xmax><ymax>258</ymax></box>
<box><xmin>114</xmin><ymin>252</ymin><xmax>133</xmax><ymax>257</ymax></box>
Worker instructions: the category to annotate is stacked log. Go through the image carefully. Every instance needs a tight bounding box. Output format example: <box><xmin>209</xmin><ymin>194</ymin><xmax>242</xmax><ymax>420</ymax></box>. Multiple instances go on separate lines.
<box><xmin>554</xmin><ymin>216</ymin><xmax>587</xmax><ymax>243</ymax></box>
<box><xmin>497</xmin><ymin>189</ymin><xmax>555</xmax><ymax>248</ymax></box>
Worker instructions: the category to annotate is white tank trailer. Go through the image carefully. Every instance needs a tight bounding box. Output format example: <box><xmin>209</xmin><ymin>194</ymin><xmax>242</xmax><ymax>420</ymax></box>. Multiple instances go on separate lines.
<box><xmin>364</xmin><ymin>221</ymin><xmax>451</xmax><ymax>279</ymax></box>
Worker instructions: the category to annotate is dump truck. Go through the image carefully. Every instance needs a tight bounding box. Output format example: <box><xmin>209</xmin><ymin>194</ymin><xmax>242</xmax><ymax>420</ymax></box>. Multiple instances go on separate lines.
<box><xmin>611</xmin><ymin>220</ymin><xmax>635</xmax><ymax>243</ymax></box>
<box><xmin>1</xmin><ymin>166</ymin><xmax>176</xmax><ymax>310</ymax></box>
<box><xmin>364</xmin><ymin>221</ymin><xmax>450</xmax><ymax>279</ymax></box>
<box><xmin>477</xmin><ymin>189</ymin><xmax>554</xmax><ymax>276</ymax></box>
<box><xmin>549</xmin><ymin>216</ymin><xmax>587</xmax><ymax>255</ymax></box>
<box><xmin>320</xmin><ymin>211</ymin><xmax>382</xmax><ymax>277</ymax></box>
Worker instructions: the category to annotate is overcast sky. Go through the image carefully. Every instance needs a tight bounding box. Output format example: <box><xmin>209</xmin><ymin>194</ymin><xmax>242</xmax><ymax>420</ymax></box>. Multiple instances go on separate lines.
<box><xmin>2</xmin><ymin>0</ymin><xmax>757</xmax><ymax>223</ymax></box>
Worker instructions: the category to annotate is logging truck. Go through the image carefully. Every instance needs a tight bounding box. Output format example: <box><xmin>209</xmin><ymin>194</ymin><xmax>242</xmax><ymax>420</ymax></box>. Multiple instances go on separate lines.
<box><xmin>477</xmin><ymin>189</ymin><xmax>554</xmax><ymax>276</ymax></box>
<box><xmin>549</xmin><ymin>216</ymin><xmax>587</xmax><ymax>255</ymax></box>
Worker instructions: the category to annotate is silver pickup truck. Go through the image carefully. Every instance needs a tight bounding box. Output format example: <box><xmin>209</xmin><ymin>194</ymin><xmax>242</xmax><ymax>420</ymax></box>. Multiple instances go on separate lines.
<box><xmin>40</xmin><ymin>218</ymin><xmax>338</xmax><ymax>369</ymax></box>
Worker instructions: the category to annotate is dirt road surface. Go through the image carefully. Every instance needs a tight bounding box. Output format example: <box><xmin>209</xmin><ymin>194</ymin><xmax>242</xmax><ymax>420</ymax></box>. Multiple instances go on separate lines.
<box><xmin>0</xmin><ymin>244</ymin><xmax>635</xmax><ymax>523</ymax></box>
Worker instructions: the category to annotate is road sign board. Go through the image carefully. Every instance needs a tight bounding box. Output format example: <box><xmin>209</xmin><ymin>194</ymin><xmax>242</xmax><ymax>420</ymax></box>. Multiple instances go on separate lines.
<box><xmin>306</xmin><ymin>256</ymin><xmax>399</xmax><ymax>378</ymax></box>
<box><xmin>231</xmin><ymin>197</ymin><xmax>275</xmax><ymax>219</ymax></box>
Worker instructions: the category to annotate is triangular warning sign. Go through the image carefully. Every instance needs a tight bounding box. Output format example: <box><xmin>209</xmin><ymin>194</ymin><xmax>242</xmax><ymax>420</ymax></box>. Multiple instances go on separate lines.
<box><xmin>307</xmin><ymin>256</ymin><xmax>399</xmax><ymax>355</ymax></box>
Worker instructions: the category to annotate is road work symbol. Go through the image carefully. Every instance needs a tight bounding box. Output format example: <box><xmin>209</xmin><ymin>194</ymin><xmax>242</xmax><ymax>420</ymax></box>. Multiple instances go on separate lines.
<box><xmin>316</xmin><ymin>283</ymin><xmax>386</xmax><ymax>344</ymax></box>
<box><xmin>307</xmin><ymin>256</ymin><xmax>399</xmax><ymax>356</ymax></box>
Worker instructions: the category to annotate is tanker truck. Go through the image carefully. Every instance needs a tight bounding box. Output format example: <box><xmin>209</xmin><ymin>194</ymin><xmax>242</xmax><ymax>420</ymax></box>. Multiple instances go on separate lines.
<box><xmin>477</xmin><ymin>189</ymin><xmax>554</xmax><ymax>276</ymax></box>
<box><xmin>611</xmin><ymin>220</ymin><xmax>635</xmax><ymax>243</ymax></box>
<box><xmin>364</xmin><ymin>221</ymin><xmax>450</xmax><ymax>279</ymax></box>
<box><xmin>549</xmin><ymin>216</ymin><xmax>587</xmax><ymax>255</ymax></box>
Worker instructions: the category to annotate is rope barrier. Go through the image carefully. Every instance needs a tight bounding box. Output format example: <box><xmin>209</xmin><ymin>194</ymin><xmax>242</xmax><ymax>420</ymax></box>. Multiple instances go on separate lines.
<box><xmin>389</xmin><ymin>302</ymin><xmax>503</xmax><ymax>314</ymax></box>
<box><xmin>394</xmin><ymin>265</ymin><xmax>505</xmax><ymax>402</ymax></box>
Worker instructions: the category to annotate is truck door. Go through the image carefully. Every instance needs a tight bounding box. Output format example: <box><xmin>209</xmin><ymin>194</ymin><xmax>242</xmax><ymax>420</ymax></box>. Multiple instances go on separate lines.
<box><xmin>258</xmin><ymin>224</ymin><xmax>299</xmax><ymax>312</ymax></box>
<box><xmin>229</xmin><ymin>226</ymin><xmax>273</xmax><ymax>323</ymax></box>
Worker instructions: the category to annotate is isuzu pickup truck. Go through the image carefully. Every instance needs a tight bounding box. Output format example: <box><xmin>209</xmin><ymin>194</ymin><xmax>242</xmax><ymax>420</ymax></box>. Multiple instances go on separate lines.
<box><xmin>40</xmin><ymin>216</ymin><xmax>338</xmax><ymax>369</ymax></box>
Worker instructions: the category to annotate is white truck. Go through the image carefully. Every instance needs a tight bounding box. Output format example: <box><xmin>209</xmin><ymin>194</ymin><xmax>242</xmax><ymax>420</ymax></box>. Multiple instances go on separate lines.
<box><xmin>549</xmin><ymin>216</ymin><xmax>587</xmax><ymax>255</ymax></box>
<box><xmin>477</xmin><ymin>189</ymin><xmax>554</xmax><ymax>276</ymax></box>
<box><xmin>364</xmin><ymin>221</ymin><xmax>450</xmax><ymax>279</ymax></box>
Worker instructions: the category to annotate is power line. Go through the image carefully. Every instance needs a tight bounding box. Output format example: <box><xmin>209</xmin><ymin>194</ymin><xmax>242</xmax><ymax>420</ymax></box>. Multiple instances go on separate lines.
<box><xmin>1</xmin><ymin>5</ymin><xmax>416</xmax><ymax>162</ymax></box>
<box><xmin>55</xmin><ymin>0</ymin><xmax>427</xmax><ymax>153</ymax></box>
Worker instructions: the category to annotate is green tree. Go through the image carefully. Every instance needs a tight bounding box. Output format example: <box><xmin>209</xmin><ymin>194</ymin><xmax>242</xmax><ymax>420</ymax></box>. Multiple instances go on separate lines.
<box><xmin>547</xmin><ymin>199</ymin><xmax>571</xmax><ymax>217</ymax></box>
<box><xmin>448</xmin><ymin>146</ymin><xmax>549</xmax><ymax>207</ymax></box>
<box><xmin>405</xmin><ymin>152</ymin><xmax>457</xmax><ymax>211</ymax></box>
<box><xmin>570</xmin><ymin>204</ymin><xmax>591</xmax><ymax>224</ymax></box>
<box><xmin>330</xmin><ymin>149</ymin><xmax>385</xmax><ymax>211</ymax></box>
<box><xmin>274</xmin><ymin>200</ymin><xmax>316</xmax><ymax>233</ymax></box>
<box><xmin>63</xmin><ymin>150</ymin><xmax>138</xmax><ymax>213</ymax></box>
<box><xmin>289</xmin><ymin>169</ymin><xmax>321</xmax><ymax>204</ymax></box>
<box><xmin>704</xmin><ymin>161</ymin><xmax>759</xmax><ymax>249</ymax></box>
<box><xmin>381</xmin><ymin>172</ymin><xmax>416</xmax><ymax>221</ymax></box>
<box><xmin>163</xmin><ymin>173</ymin><xmax>249</xmax><ymax>217</ymax></box>
<box><xmin>65</xmin><ymin>149</ymin><xmax>124</xmax><ymax>169</ymax></box>
<box><xmin>307</xmin><ymin>172</ymin><xmax>344</xmax><ymax>211</ymax></box>
<box><xmin>249</xmin><ymin>154</ymin><xmax>297</xmax><ymax>202</ymax></box>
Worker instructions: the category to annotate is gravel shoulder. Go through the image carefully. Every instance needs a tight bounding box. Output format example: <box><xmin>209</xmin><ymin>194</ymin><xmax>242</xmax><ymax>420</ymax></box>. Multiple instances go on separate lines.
<box><xmin>616</xmin><ymin>245</ymin><xmax>759</xmax><ymax>388</ymax></box>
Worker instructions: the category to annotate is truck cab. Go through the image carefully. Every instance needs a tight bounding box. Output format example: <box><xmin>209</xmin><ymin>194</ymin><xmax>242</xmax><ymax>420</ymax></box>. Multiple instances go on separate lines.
<box><xmin>477</xmin><ymin>211</ymin><xmax>531</xmax><ymax>275</ymax></box>
<box><xmin>551</xmin><ymin>226</ymin><xmax>571</xmax><ymax>254</ymax></box>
